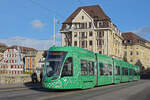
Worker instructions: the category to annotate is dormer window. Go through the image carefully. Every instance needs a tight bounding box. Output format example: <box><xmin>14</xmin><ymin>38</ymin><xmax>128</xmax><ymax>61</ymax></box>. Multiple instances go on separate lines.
<box><xmin>99</xmin><ymin>21</ymin><xmax>103</xmax><ymax>27</ymax></box>
<box><xmin>66</xmin><ymin>24</ymin><xmax>70</xmax><ymax>29</ymax></box>
<box><xmin>82</xmin><ymin>16</ymin><xmax>84</xmax><ymax>20</ymax></box>
<box><xmin>122</xmin><ymin>40</ymin><xmax>124</xmax><ymax>43</ymax></box>
<box><xmin>128</xmin><ymin>40</ymin><xmax>132</xmax><ymax>43</ymax></box>
<box><xmin>89</xmin><ymin>22</ymin><xmax>92</xmax><ymax>28</ymax></box>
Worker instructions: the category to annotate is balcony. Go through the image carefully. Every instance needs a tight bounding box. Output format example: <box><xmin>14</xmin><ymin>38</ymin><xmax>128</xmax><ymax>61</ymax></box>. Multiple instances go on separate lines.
<box><xmin>79</xmin><ymin>36</ymin><xmax>87</xmax><ymax>39</ymax></box>
<box><xmin>62</xmin><ymin>23</ymin><xmax>93</xmax><ymax>32</ymax></box>
<box><xmin>97</xmin><ymin>45</ymin><xmax>103</xmax><ymax>50</ymax></box>
<box><xmin>96</xmin><ymin>36</ymin><xmax>103</xmax><ymax>39</ymax></box>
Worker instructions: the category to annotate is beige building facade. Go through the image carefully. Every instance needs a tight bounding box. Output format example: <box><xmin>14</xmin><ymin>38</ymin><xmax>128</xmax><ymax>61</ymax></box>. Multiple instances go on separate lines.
<box><xmin>35</xmin><ymin>50</ymin><xmax>45</xmax><ymax>74</ymax></box>
<box><xmin>24</xmin><ymin>51</ymin><xmax>37</xmax><ymax>73</ymax></box>
<box><xmin>60</xmin><ymin>5</ymin><xmax>123</xmax><ymax>60</ymax></box>
<box><xmin>122</xmin><ymin>32</ymin><xmax>150</xmax><ymax>69</ymax></box>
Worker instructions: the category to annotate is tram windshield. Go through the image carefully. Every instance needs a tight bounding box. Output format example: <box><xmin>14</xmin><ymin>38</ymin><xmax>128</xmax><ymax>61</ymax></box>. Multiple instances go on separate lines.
<box><xmin>46</xmin><ymin>51</ymin><xmax>67</xmax><ymax>77</ymax></box>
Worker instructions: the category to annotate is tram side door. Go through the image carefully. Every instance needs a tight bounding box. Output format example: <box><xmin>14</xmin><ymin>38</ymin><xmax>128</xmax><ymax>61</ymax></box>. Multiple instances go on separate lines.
<box><xmin>79</xmin><ymin>59</ymin><xmax>95</xmax><ymax>89</ymax></box>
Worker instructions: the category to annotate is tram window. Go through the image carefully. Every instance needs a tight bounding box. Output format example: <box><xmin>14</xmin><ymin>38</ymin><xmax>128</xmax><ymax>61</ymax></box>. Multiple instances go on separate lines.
<box><xmin>114</xmin><ymin>66</ymin><xmax>120</xmax><ymax>75</ymax></box>
<box><xmin>134</xmin><ymin>70</ymin><xmax>137</xmax><ymax>76</ymax></box>
<box><xmin>117</xmin><ymin>66</ymin><xmax>120</xmax><ymax>75</ymax></box>
<box><xmin>99</xmin><ymin>63</ymin><xmax>104</xmax><ymax>75</ymax></box>
<box><xmin>129</xmin><ymin>69</ymin><xmax>132</xmax><ymax>76</ymax></box>
<box><xmin>114</xmin><ymin>66</ymin><xmax>117</xmax><ymax>75</ymax></box>
<box><xmin>133</xmin><ymin>69</ymin><xmax>135</xmax><ymax>75</ymax></box>
<box><xmin>137</xmin><ymin>71</ymin><xmax>140</xmax><ymax>76</ymax></box>
<box><xmin>81</xmin><ymin>60</ymin><xmax>88</xmax><ymax>75</ymax></box>
<box><xmin>122</xmin><ymin>68</ymin><xmax>125</xmax><ymax>75</ymax></box>
<box><xmin>99</xmin><ymin>63</ymin><xmax>112</xmax><ymax>75</ymax></box>
<box><xmin>122</xmin><ymin>68</ymin><xmax>128</xmax><ymax>75</ymax></box>
<box><xmin>61</xmin><ymin>57</ymin><xmax>73</xmax><ymax>77</ymax></box>
<box><xmin>89</xmin><ymin>61</ymin><xmax>94</xmax><ymax>75</ymax></box>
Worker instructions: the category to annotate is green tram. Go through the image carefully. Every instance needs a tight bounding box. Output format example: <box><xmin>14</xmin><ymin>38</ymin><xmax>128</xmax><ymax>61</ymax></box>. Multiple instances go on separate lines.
<box><xmin>43</xmin><ymin>46</ymin><xmax>140</xmax><ymax>89</ymax></box>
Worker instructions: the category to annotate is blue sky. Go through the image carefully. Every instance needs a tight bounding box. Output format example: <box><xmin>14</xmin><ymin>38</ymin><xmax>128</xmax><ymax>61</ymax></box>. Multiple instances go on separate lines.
<box><xmin>0</xmin><ymin>0</ymin><xmax>150</xmax><ymax>49</ymax></box>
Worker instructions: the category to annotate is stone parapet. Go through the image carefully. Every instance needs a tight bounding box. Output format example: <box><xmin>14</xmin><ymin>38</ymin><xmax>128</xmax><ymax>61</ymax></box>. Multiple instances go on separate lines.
<box><xmin>0</xmin><ymin>74</ymin><xmax>32</xmax><ymax>85</ymax></box>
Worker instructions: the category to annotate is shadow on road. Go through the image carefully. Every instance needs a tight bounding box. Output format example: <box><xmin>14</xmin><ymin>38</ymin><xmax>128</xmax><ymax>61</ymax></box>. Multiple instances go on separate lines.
<box><xmin>24</xmin><ymin>74</ymin><xmax>150</xmax><ymax>93</ymax></box>
<box><xmin>24</xmin><ymin>82</ymin><xmax>81</xmax><ymax>93</ymax></box>
<box><xmin>141</xmin><ymin>74</ymin><xmax>150</xmax><ymax>80</ymax></box>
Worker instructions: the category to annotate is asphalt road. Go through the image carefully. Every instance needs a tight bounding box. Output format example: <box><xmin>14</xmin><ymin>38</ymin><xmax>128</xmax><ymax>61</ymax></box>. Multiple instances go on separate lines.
<box><xmin>0</xmin><ymin>79</ymin><xmax>150</xmax><ymax>100</ymax></box>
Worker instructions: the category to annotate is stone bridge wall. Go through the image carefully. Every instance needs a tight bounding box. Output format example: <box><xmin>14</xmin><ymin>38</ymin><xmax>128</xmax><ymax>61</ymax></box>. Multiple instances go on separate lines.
<box><xmin>0</xmin><ymin>74</ymin><xmax>32</xmax><ymax>85</ymax></box>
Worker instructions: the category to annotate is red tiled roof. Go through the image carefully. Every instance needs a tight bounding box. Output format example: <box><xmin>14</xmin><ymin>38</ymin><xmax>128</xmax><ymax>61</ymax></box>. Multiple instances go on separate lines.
<box><xmin>0</xmin><ymin>43</ymin><xmax>8</xmax><ymax>52</ymax></box>
<box><xmin>0</xmin><ymin>43</ymin><xmax>8</xmax><ymax>48</ymax></box>
<box><xmin>63</xmin><ymin>5</ymin><xmax>110</xmax><ymax>23</ymax></box>
<box><xmin>122</xmin><ymin>32</ymin><xmax>149</xmax><ymax>43</ymax></box>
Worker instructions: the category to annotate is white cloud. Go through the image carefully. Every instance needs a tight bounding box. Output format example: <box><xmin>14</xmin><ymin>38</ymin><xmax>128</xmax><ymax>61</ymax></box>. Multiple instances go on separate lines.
<box><xmin>133</xmin><ymin>27</ymin><xmax>150</xmax><ymax>36</ymax></box>
<box><xmin>0</xmin><ymin>36</ymin><xmax>61</xmax><ymax>50</ymax></box>
<box><xmin>30</xmin><ymin>20</ymin><xmax>45</xmax><ymax>29</ymax></box>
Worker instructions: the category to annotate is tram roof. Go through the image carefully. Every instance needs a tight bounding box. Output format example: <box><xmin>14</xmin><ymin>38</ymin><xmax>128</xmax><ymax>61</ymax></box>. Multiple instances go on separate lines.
<box><xmin>49</xmin><ymin>46</ymin><xmax>94</xmax><ymax>55</ymax></box>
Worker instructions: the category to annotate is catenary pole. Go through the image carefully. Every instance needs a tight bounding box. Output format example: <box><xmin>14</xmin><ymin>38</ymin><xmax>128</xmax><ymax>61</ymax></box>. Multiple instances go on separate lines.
<box><xmin>53</xmin><ymin>16</ymin><xmax>56</xmax><ymax>46</ymax></box>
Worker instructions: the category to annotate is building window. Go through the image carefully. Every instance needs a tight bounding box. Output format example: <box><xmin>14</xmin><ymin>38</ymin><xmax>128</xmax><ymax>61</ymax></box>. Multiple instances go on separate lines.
<box><xmin>74</xmin><ymin>32</ymin><xmax>77</xmax><ymax>37</ymax></box>
<box><xmin>124</xmin><ymin>46</ymin><xmax>127</xmax><ymax>49</ymax></box>
<box><xmin>130</xmin><ymin>59</ymin><xmax>133</xmax><ymax>62</ymax></box>
<box><xmin>136</xmin><ymin>52</ymin><xmax>139</xmax><ymax>55</ymax></box>
<box><xmin>89</xmin><ymin>31</ymin><xmax>93</xmax><ymax>37</ymax></box>
<box><xmin>122</xmin><ymin>40</ymin><xmax>124</xmax><ymax>43</ymax></box>
<box><xmin>99</xmin><ymin>21</ymin><xmax>103</xmax><ymax>27</ymax></box>
<box><xmin>86</xmin><ymin>40</ymin><xmax>87</xmax><ymax>48</ymax></box>
<box><xmin>82</xmin><ymin>41</ymin><xmax>84</xmax><ymax>47</ymax></box>
<box><xmin>32</xmin><ymin>57</ymin><xmax>35</xmax><ymax>71</ymax></box>
<box><xmin>82</xmin><ymin>16</ymin><xmax>84</xmax><ymax>20</ymax></box>
<box><xmin>97</xmin><ymin>40</ymin><xmax>103</xmax><ymax>46</ymax></box>
<box><xmin>124</xmin><ymin>51</ymin><xmax>127</xmax><ymax>56</ymax></box>
<box><xmin>89</xmin><ymin>40</ymin><xmax>93</xmax><ymax>46</ymax></box>
<box><xmin>74</xmin><ymin>41</ymin><xmax>77</xmax><ymax>46</ymax></box>
<box><xmin>97</xmin><ymin>31</ymin><xmax>104</xmax><ymax>37</ymax></box>
<box><xmin>81</xmin><ymin>32</ymin><xmax>85</xmax><ymax>38</ymax></box>
<box><xmin>99</xmin><ymin>51</ymin><xmax>102</xmax><ymax>54</ymax></box>
<box><xmin>130</xmin><ymin>51</ymin><xmax>133</xmax><ymax>55</ymax></box>
<box><xmin>128</xmin><ymin>40</ymin><xmax>132</xmax><ymax>43</ymax></box>
<box><xmin>89</xmin><ymin>22</ymin><xmax>91</xmax><ymax>28</ymax></box>
<box><xmin>84</xmin><ymin>23</ymin><xmax>87</xmax><ymax>28</ymax></box>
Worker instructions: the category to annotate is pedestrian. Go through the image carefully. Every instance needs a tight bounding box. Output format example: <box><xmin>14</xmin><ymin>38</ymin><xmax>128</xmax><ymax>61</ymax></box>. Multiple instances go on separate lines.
<box><xmin>40</xmin><ymin>71</ymin><xmax>43</xmax><ymax>83</ymax></box>
<box><xmin>31</xmin><ymin>72</ymin><xmax>38</xmax><ymax>84</ymax></box>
